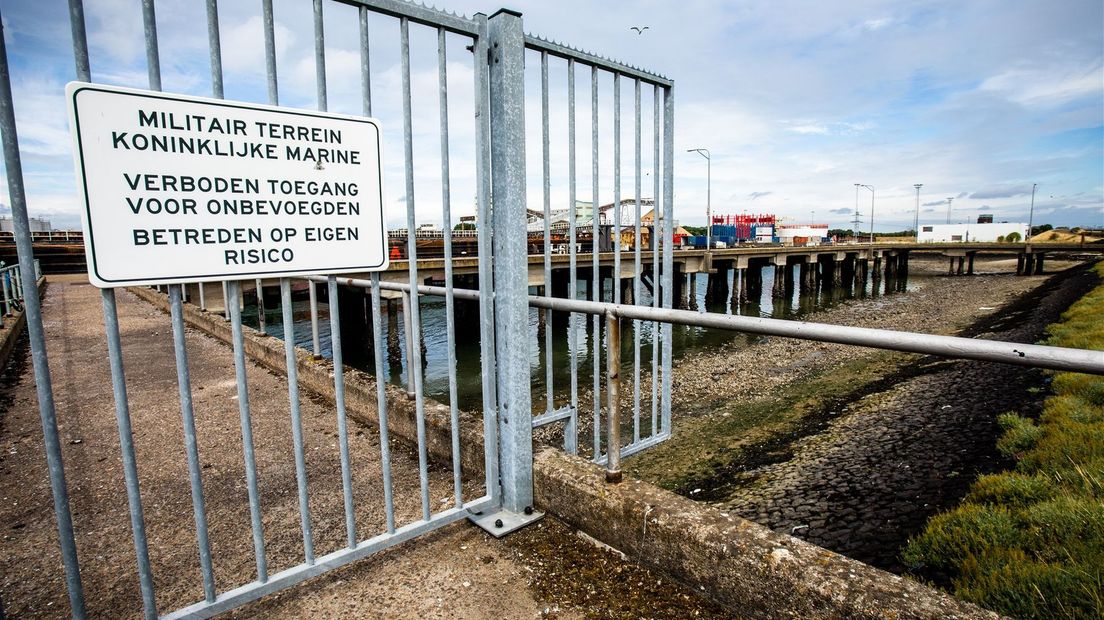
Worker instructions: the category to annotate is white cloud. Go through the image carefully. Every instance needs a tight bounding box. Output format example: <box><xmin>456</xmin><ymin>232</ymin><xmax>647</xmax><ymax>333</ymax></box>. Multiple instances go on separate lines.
<box><xmin>979</xmin><ymin>61</ymin><xmax>1104</xmax><ymax>107</ymax></box>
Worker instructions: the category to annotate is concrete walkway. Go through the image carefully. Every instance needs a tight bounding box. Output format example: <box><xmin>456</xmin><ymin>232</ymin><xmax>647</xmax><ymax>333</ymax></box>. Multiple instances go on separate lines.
<box><xmin>0</xmin><ymin>277</ymin><xmax>575</xmax><ymax>618</ymax></box>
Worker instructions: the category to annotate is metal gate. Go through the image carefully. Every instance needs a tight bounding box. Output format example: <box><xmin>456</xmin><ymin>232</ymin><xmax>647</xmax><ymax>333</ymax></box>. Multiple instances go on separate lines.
<box><xmin>0</xmin><ymin>0</ymin><xmax>675</xmax><ymax>617</ymax></box>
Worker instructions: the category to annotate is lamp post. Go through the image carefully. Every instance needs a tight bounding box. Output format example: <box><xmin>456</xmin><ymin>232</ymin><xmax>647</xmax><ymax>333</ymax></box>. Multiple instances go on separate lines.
<box><xmin>1027</xmin><ymin>183</ymin><xmax>1037</xmax><ymax>240</ymax></box>
<box><xmin>859</xmin><ymin>184</ymin><xmax>874</xmax><ymax>243</ymax></box>
<box><xmin>913</xmin><ymin>183</ymin><xmax>923</xmax><ymax>240</ymax></box>
<box><xmin>853</xmin><ymin>183</ymin><xmax>862</xmax><ymax>242</ymax></box>
<box><xmin>688</xmin><ymin>148</ymin><xmax>711</xmax><ymax>249</ymax></box>
<box><xmin>946</xmin><ymin>196</ymin><xmax>954</xmax><ymax>224</ymax></box>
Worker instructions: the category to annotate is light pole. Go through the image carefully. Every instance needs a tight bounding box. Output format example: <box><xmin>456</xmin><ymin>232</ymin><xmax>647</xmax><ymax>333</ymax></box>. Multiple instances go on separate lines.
<box><xmin>852</xmin><ymin>183</ymin><xmax>862</xmax><ymax>241</ymax></box>
<box><xmin>913</xmin><ymin>183</ymin><xmax>923</xmax><ymax>239</ymax></box>
<box><xmin>1027</xmin><ymin>183</ymin><xmax>1037</xmax><ymax>240</ymax></box>
<box><xmin>687</xmin><ymin>148</ymin><xmax>711</xmax><ymax>249</ymax></box>
<box><xmin>946</xmin><ymin>197</ymin><xmax>954</xmax><ymax>224</ymax></box>
<box><xmin>859</xmin><ymin>184</ymin><xmax>874</xmax><ymax>243</ymax></box>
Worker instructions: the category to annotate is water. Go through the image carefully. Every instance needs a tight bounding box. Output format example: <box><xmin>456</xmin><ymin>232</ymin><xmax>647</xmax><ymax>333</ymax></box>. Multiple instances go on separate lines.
<box><xmin>243</xmin><ymin>268</ymin><xmax>924</xmax><ymax>412</ymax></box>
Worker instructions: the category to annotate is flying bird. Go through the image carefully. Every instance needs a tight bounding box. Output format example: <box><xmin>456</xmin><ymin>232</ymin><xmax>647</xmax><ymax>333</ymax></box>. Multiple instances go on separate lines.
<box><xmin>630</xmin><ymin>26</ymin><xmax>649</xmax><ymax>34</ymax></box>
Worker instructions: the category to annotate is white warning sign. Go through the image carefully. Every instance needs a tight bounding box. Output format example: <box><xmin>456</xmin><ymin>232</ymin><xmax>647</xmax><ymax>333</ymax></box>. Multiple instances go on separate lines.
<box><xmin>66</xmin><ymin>82</ymin><xmax>388</xmax><ymax>288</ymax></box>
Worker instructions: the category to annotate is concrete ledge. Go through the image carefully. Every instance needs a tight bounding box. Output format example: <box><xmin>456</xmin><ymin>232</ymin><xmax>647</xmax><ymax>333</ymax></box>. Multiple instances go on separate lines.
<box><xmin>130</xmin><ymin>285</ymin><xmax>1001</xmax><ymax>619</ymax></box>
<box><xmin>127</xmin><ymin>286</ymin><xmax>489</xmax><ymax>477</ymax></box>
<box><xmin>533</xmin><ymin>448</ymin><xmax>1000</xmax><ymax>620</ymax></box>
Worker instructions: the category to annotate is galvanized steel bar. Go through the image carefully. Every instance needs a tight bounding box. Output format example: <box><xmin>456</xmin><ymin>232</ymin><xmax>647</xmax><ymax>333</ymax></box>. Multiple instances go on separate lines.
<box><xmin>162</xmin><ymin>496</ymin><xmax>494</xmax><ymax>620</ymax></box>
<box><xmin>101</xmin><ymin>290</ymin><xmax>158</xmax><ymax>619</ymax></box>
<box><xmin>262</xmin><ymin>0</ymin><xmax>279</xmax><ymax>105</ymax></box>
<box><xmin>565</xmin><ymin>57</ymin><xmax>578</xmax><ymax>455</ymax></box>
<box><xmin>359</xmin><ymin>7</ymin><xmax>372</xmax><ymax>115</ymax></box>
<box><xmin>590</xmin><ymin>64</ymin><xmax>601</xmax><ymax>461</ymax></box>
<box><xmin>605</xmin><ymin>311</ymin><xmax>621</xmax><ymax>482</ymax></box>
<box><xmin>1</xmin><ymin>11</ymin><xmax>85</xmax><ymax>614</ymax></box>
<box><xmin>613</xmin><ymin>72</ymin><xmax>621</xmax><ymax>306</ymax></box>
<box><xmin>308</xmin><ymin>282</ymin><xmax>321</xmax><ymax>357</ymax></box>
<box><xmin>535</xmin><ymin>296</ymin><xmax>1104</xmax><ymax>376</ymax></box>
<box><xmin>221</xmin><ymin>281</ymin><xmax>229</xmax><ymax>320</ymax></box>
<box><xmin>368</xmin><ymin>274</ymin><xmax>396</xmax><ymax>532</ymax></box>
<box><xmin>541</xmin><ymin>50</ymin><xmax>553</xmax><ymax>415</ymax></box>
<box><xmin>1</xmin><ymin>268</ymin><xmax>10</xmax><ymax>316</ymax></box>
<box><xmin>280</xmin><ymin>278</ymin><xmax>315</xmax><ymax>564</ymax></box>
<box><xmin>522</xmin><ymin>35</ymin><xmax>672</xmax><ymax>87</ymax></box>
<box><xmin>227</xmin><ymin>280</ymin><xmax>268</xmax><ymax>582</ymax></box>
<box><xmin>198</xmin><ymin>282</ymin><xmax>206</xmax><ymax>310</ymax></box>
<box><xmin>661</xmin><ymin>85</ymin><xmax>674</xmax><ymax>434</ymax></box>
<box><xmin>205</xmin><ymin>0</ymin><xmax>223</xmax><ymax>98</ymax></box>
<box><xmin>68</xmin><ymin>0</ymin><xmax>91</xmax><ymax>82</ymax></box>
<box><xmin>255</xmin><ymin>279</ymin><xmax>266</xmax><ymax>333</ymax></box>
<box><xmin>488</xmin><ymin>9</ymin><xmax>534</xmax><ymax>514</ymax></box>
<box><xmin>531</xmin><ymin>405</ymin><xmax>576</xmax><ymax>427</ymax></box>
<box><xmin>325</xmin><ymin>277</ymin><xmax>357</xmax><ymax>549</ymax></box>
<box><xmin>313</xmin><ymin>0</ymin><xmax>327</xmax><ymax>110</ymax></box>
<box><xmin>169</xmin><ymin>285</ymin><xmax>216</xmax><ymax>603</ymax></box>
<box><xmin>141</xmin><ymin>0</ymin><xmax>161</xmax><ymax>91</ymax></box>
<box><xmin>651</xmin><ymin>85</ymin><xmax>661</xmax><ymax>436</ymax></box>
<box><xmin>360</xmin><ymin>8</ymin><xmax>393</xmax><ymax>532</ymax></box>
<box><xmin>332</xmin><ymin>0</ymin><xmax>480</xmax><ymax>36</ymax></box>
<box><xmin>473</xmin><ymin>12</ymin><xmax>500</xmax><ymax>504</ymax></box>
<box><xmin>400</xmin><ymin>17</ymin><xmax>432</xmax><ymax>521</ymax></box>
<box><xmin>437</xmin><ymin>27</ymin><xmax>463</xmax><ymax>507</ymax></box>
<box><xmin>316</xmin><ymin>274</ymin><xmax>1104</xmax><ymax>376</ymax></box>
<box><xmin>400</xmin><ymin>291</ymin><xmax>414</xmax><ymax>397</ymax></box>
<box><xmin>632</xmin><ymin>77</ymin><xmax>642</xmax><ymax>444</ymax></box>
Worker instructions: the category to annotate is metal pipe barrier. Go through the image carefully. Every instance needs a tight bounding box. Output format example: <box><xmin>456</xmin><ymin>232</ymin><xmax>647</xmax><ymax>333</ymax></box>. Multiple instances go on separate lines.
<box><xmin>311</xmin><ymin>275</ymin><xmax>1104</xmax><ymax>482</ymax></box>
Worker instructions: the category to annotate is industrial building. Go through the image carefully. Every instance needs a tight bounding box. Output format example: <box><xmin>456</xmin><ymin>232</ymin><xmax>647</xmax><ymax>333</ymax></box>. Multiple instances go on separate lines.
<box><xmin>916</xmin><ymin>222</ymin><xmax>1029</xmax><ymax>243</ymax></box>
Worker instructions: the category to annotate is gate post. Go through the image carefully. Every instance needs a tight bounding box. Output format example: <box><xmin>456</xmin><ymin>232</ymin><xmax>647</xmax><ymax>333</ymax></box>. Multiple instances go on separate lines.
<box><xmin>486</xmin><ymin>9</ymin><xmax>536</xmax><ymax>521</ymax></box>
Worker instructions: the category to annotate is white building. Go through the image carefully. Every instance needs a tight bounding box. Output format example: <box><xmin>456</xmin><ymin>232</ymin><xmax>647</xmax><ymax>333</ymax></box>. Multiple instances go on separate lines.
<box><xmin>0</xmin><ymin>216</ymin><xmax>51</xmax><ymax>233</ymax></box>
<box><xmin>778</xmin><ymin>225</ymin><xmax>829</xmax><ymax>246</ymax></box>
<box><xmin>917</xmin><ymin>222</ymin><xmax>1029</xmax><ymax>243</ymax></box>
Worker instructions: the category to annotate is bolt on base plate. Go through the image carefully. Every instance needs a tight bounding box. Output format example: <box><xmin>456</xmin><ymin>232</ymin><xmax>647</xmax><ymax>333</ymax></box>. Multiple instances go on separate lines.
<box><xmin>468</xmin><ymin>507</ymin><xmax>544</xmax><ymax>538</ymax></box>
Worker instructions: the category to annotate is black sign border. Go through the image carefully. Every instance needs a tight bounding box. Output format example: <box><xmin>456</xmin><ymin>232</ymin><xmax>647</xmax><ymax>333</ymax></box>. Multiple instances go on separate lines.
<box><xmin>70</xmin><ymin>83</ymin><xmax>388</xmax><ymax>285</ymax></box>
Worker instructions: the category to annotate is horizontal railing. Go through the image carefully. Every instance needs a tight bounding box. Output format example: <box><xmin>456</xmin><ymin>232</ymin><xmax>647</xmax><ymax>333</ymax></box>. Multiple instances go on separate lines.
<box><xmin>302</xmin><ymin>274</ymin><xmax>1104</xmax><ymax>478</ymax></box>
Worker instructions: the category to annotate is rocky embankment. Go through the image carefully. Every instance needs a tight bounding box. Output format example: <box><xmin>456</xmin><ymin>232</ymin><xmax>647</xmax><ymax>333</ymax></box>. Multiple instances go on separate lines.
<box><xmin>627</xmin><ymin>257</ymin><xmax>1099</xmax><ymax>573</ymax></box>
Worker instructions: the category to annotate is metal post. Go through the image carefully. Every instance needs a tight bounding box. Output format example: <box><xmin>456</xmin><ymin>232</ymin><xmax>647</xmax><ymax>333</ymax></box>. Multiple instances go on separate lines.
<box><xmin>308</xmin><ymin>281</ymin><xmax>321</xmax><ymax>358</ymax></box>
<box><xmin>1027</xmin><ymin>183</ymin><xmax>1037</xmax><ymax>239</ymax></box>
<box><xmin>2</xmin><ymin>268</ymin><xmax>11</xmax><ymax>317</ymax></box>
<box><xmin>0</xmin><ymin>11</ymin><xmax>85</xmax><ymax>614</ymax></box>
<box><xmin>400</xmin><ymin>290</ymin><xmax>415</xmax><ymax>399</ymax></box>
<box><xmin>255</xmin><ymin>278</ymin><xmax>266</xmax><ymax>334</ymax></box>
<box><xmin>487</xmin><ymin>8</ymin><xmax>533</xmax><ymax>515</ymax></box>
<box><xmin>605</xmin><ymin>311</ymin><xmax>622</xmax><ymax>483</ymax></box>
<box><xmin>913</xmin><ymin>183</ymin><xmax>922</xmax><ymax>240</ymax></box>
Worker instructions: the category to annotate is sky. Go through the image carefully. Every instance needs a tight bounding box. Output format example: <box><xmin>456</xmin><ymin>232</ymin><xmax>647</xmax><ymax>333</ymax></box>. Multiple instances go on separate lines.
<box><xmin>1</xmin><ymin>0</ymin><xmax>1101</xmax><ymax>232</ymax></box>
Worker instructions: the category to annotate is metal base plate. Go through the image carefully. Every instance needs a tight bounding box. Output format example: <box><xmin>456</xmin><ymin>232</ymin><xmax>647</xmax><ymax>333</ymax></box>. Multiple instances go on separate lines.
<box><xmin>468</xmin><ymin>507</ymin><xmax>544</xmax><ymax>538</ymax></box>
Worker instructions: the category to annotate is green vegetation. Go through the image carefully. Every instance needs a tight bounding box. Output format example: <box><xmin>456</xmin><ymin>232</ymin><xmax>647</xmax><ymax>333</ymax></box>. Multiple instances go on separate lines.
<box><xmin>904</xmin><ymin>261</ymin><xmax>1104</xmax><ymax>619</ymax></box>
<box><xmin>1005</xmin><ymin>231</ymin><xmax>1022</xmax><ymax>243</ymax></box>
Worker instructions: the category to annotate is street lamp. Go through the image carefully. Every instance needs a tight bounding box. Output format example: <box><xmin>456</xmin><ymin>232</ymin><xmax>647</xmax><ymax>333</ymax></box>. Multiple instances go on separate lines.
<box><xmin>687</xmin><ymin>148</ymin><xmax>711</xmax><ymax>248</ymax></box>
<box><xmin>1027</xmin><ymin>183</ymin><xmax>1037</xmax><ymax>240</ymax></box>
<box><xmin>913</xmin><ymin>183</ymin><xmax>923</xmax><ymax>240</ymax></box>
<box><xmin>858</xmin><ymin>184</ymin><xmax>874</xmax><ymax>243</ymax></box>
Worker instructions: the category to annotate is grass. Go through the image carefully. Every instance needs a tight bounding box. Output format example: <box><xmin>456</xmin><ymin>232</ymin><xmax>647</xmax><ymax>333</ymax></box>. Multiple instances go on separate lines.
<box><xmin>903</xmin><ymin>261</ymin><xmax>1104</xmax><ymax>619</ymax></box>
